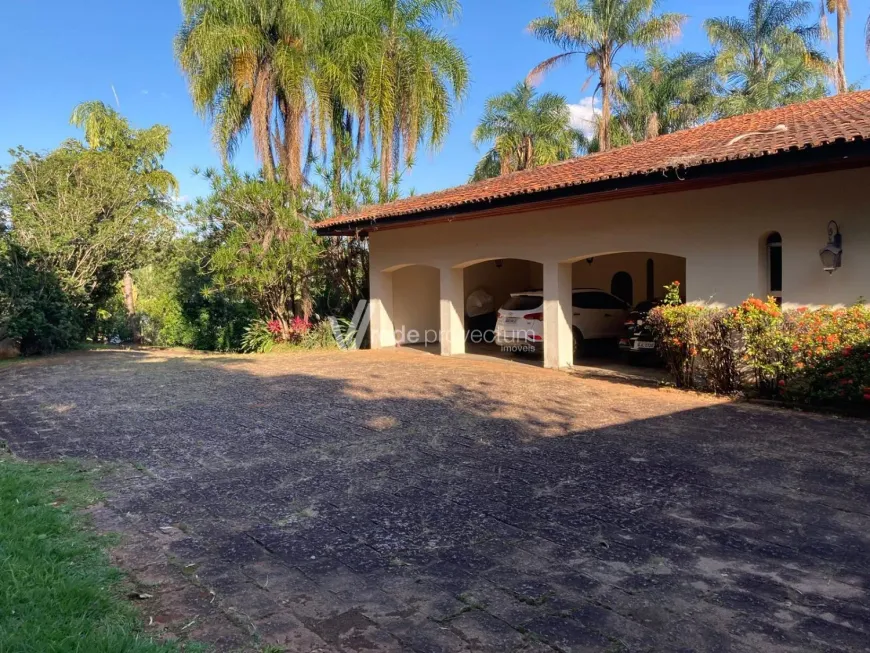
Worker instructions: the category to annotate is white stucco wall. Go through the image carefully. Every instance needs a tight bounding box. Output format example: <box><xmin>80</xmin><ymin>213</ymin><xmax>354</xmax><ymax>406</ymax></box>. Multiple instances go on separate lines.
<box><xmin>391</xmin><ymin>265</ymin><xmax>440</xmax><ymax>344</ymax></box>
<box><xmin>370</xmin><ymin>168</ymin><xmax>870</xmax><ymax>309</ymax></box>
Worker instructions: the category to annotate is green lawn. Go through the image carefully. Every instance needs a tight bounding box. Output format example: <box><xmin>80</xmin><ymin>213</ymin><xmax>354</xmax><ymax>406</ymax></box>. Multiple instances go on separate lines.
<box><xmin>0</xmin><ymin>453</ymin><xmax>191</xmax><ymax>653</ymax></box>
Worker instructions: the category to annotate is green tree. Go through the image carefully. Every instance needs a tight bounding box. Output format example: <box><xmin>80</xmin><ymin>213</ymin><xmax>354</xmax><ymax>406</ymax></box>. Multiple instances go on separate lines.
<box><xmin>359</xmin><ymin>0</ymin><xmax>470</xmax><ymax>198</ymax></box>
<box><xmin>0</xmin><ymin>104</ymin><xmax>176</xmax><ymax>322</ymax></box>
<box><xmin>611</xmin><ymin>50</ymin><xmax>715</xmax><ymax>145</ymax></box>
<box><xmin>176</xmin><ymin>0</ymin><xmax>469</xmax><ymax>199</ymax></box>
<box><xmin>190</xmin><ymin>168</ymin><xmax>321</xmax><ymax>336</ymax></box>
<box><xmin>705</xmin><ymin>0</ymin><xmax>829</xmax><ymax>117</ymax></box>
<box><xmin>528</xmin><ymin>0</ymin><xmax>685</xmax><ymax>152</ymax></box>
<box><xmin>470</xmin><ymin>82</ymin><xmax>580</xmax><ymax>181</ymax></box>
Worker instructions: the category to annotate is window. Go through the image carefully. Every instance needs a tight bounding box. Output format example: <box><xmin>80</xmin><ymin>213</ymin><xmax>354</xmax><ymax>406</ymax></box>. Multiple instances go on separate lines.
<box><xmin>767</xmin><ymin>232</ymin><xmax>782</xmax><ymax>300</ymax></box>
<box><xmin>646</xmin><ymin>259</ymin><xmax>655</xmax><ymax>301</ymax></box>
<box><xmin>574</xmin><ymin>292</ymin><xmax>627</xmax><ymax>310</ymax></box>
<box><xmin>610</xmin><ymin>272</ymin><xmax>633</xmax><ymax>306</ymax></box>
<box><xmin>502</xmin><ymin>295</ymin><xmax>543</xmax><ymax>311</ymax></box>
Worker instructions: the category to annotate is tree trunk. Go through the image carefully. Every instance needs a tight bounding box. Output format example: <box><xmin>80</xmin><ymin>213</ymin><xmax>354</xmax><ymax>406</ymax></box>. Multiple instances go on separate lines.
<box><xmin>123</xmin><ymin>271</ymin><xmax>140</xmax><ymax>344</ymax></box>
<box><xmin>836</xmin><ymin>7</ymin><xmax>847</xmax><ymax>94</ymax></box>
<box><xmin>379</xmin><ymin>126</ymin><xmax>393</xmax><ymax>202</ymax></box>
<box><xmin>252</xmin><ymin>68</ymin><xmax>277</xmax><ymax>180</ymax></box>
<box><xmin>282</xmin><ymin>101</ymin><xmax>304</xmax><ymax>191</ymax></box>
<box><xmin>599</xmin><ymin>59</ymin><xmax>612</xmax><ymax>152</ymax></box>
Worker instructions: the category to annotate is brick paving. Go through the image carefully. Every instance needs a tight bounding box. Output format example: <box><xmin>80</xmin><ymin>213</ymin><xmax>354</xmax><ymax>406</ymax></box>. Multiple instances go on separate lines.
<box><xmin>1</xmin><ymin>348</ymin><xmax>869</xmax><ymax>652</ymax></box>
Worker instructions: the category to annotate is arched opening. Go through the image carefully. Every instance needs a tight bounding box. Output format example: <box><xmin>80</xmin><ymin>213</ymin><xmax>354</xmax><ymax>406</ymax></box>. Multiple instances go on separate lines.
<box><xmin>611</xmin><ymin>271</ymin><xmax>633</xmax><ymax>305</ymax></box>
<box><xmin>461</xmin><ymin>258</ymin><xmax>544</xmax><ymax>362</ymax></box>
<box><xmin>646</xmin><ymin>259</ymin><xmax>655</xmax><ymax>301</ymax></box>
<box><xmin>765</xmin><ymin>232</ymin><xmax>783</xmax><ymax>303</ymax></box>
<box><xmin>391</xmin><ymin>265</ymin><xmax>440</xmax><ymax>348</ymax></box>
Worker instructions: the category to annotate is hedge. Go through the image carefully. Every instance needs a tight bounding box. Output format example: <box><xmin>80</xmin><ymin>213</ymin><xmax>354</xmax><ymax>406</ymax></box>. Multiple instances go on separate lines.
<box><xmin>647</xmin><ymin>294</ymin><xmax>870</xmax><ymax>408</ymax></box>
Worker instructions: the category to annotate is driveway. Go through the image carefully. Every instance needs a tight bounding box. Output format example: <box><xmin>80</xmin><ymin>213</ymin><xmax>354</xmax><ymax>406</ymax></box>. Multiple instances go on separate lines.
<box><xmin>1</xmin><ymin>349</ymin><xmax>869</xmax><ymax>652</ymax></box>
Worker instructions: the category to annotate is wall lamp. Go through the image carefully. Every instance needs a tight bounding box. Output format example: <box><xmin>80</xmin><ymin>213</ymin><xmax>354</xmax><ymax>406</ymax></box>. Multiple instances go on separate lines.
<box><xmin>819</xmin><ymin>221</ymin><xmax>843</xmax><ymax>274</ymax></box>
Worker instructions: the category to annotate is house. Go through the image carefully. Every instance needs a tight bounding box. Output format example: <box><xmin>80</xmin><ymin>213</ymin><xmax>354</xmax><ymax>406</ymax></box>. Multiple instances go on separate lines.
<box><xmin>317</xmin><ymin>92</ymin><xmax>870</xmax><ymax>369</ymax></box>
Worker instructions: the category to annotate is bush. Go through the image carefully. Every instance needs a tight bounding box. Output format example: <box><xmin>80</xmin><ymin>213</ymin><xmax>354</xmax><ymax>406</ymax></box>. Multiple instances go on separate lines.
<box><xmin>647</xmin><ymin>304</ymin><xmax>740</xmax><ymax>393</ymax></box>
<box><xmin>241</xmin><ymin>318</ymin><xmax>337</xmax><ymax>354</ymax></box>
<box><xmin>650</xmin><ymin>292</ymin><xmax>870</xmax><ymax>408</ymax></box>
<box><xmin>0</xmin><ymin>239</ymin><xmax>82</xmax><ymax>355</ymax></box>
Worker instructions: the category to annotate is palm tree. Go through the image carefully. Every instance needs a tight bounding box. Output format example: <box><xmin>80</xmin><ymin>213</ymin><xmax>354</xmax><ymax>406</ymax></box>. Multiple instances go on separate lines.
<box><xmin>528</xmin><ymin>0</ymin><xmax>686</xmax><ymax>153</ymax></box>
<box><xmin>819</xmin><ymin>0</ymin><xmax>849</xmax><ymax>93</ymax></box>
<box><xmin>705</xmin><ymin>0</ymin><xmax>829</xmax><ymax>117</ymax></box>
<box><xmin>612</xmin><ymin>50</ymin><xmax>716</xmax><ymax>145</ymax></box>
<box><xmin>70</xmin><ymin>101</ymin><xmax>178</xmax><ymax>194</ymax></box>
<box><xmin>176</xmin><ymin>0</ymin><xmax>340</xmax><ymax>189</ymax></box>
<box><xmin>471</xmin><ymin>83</ymin><xmax>580</xmax><ymax>181</ymax></box>
<box><xmin>359</xmin><ymin>0</ymin><xmax>470</xmax><ymax>199</ymax></box>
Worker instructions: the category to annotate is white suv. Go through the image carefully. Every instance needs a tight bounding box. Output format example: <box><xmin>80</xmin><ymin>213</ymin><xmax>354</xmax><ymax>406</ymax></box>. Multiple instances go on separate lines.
<box><xmin>494</xmin><ymin>289</ymin><xmax>630</xmax><ymax>354</ymax></box>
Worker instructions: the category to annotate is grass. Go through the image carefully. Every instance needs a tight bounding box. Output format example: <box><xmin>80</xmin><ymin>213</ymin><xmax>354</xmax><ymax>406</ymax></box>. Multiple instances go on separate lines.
<box><xmin>0</xmin><ymin>453</ymin><xmax>194</xmax><ymax>653</ymax></box>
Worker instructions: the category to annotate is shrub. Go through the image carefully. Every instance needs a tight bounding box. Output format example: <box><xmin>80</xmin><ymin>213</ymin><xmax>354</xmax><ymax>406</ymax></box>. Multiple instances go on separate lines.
<box><xmin>241</xmin><ymin>319</ymin><xmax>276</xmax><ymax>354</ymax></box>
<box><xmin>0</xmin><ymin>239</ymin><xmax>82</xmax><ymax>355</ymax></box>
<box><xmin>651</xmin><ymin>292</ymin><xmax>870</xmax><ymax>408</ymax></box>
<box><xmin>647</xmin><ymin>304</ymin><xmax>740</xmax><ymax>393</ymax></box>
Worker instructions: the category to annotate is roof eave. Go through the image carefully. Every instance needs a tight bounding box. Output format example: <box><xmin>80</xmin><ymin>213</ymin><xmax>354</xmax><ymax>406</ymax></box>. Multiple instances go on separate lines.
<box><xmin>316</xmin><ymin>139</ymin><xmax>870</xmax><ymax>237</ymax></box>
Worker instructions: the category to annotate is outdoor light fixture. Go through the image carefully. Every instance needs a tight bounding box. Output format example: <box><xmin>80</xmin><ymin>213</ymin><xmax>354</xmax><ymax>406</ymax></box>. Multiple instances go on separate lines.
<box><xmin>819</xmin><ymin>221</ymin><xmax>843</xmax><ymax>274</ymax></box>
<box><xmin>586</xmin><ymin>257</ymin><xmax>595</xmax><ymax>266</ymax></box>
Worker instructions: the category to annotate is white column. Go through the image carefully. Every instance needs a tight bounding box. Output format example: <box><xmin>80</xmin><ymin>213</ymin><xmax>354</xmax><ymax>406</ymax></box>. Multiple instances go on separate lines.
<box><xmin>543</xmin><ymin>261</ymin><xmax>573</xmax><ymax>369</ymax></box>
<box><xmin>440</xmin><ymin>266</ymin><xmax>465</xmax><ymax>356</ymax></box>
<box><xmin>370</xmin><ymin>270</ymin><xmax>396</xmax><ymax>349</ymax></box>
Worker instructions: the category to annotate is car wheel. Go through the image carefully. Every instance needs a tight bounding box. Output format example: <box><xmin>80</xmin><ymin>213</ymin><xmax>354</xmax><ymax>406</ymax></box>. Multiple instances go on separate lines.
<box><xmin>573</xmin><ymin>328</ymin><xmax>585</xmax><ymax>359</ymax></box>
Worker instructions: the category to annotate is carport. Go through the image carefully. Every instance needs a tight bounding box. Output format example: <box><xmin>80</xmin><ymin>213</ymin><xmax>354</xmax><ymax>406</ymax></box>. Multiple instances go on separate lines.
<box><xmin>317</xmin><ymin>94</ymin><xmax>870</xmax><ymax>369</ymax></box>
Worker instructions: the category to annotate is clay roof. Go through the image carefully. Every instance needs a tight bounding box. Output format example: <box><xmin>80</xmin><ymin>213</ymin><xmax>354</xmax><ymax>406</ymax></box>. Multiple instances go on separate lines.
<box><xmin>317</xmin><ymin>91</ymin><xmax>870</xmax><ymax>233</ymax></box>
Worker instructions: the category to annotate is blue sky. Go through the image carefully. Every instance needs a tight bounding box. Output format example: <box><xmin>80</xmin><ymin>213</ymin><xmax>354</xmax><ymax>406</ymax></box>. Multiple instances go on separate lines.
<box><xmin>2</xmin><ymin>1</ymin><xmax>869</xmax><ymax>202</ymax></box>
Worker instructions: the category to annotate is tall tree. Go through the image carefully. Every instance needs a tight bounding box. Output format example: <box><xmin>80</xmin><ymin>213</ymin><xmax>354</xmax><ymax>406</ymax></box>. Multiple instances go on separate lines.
<box><xmin>705</xmin><ymin>0</ymin><xmax>829</xmax><ymax>117</ymax></box>
<box><xmin>528</xmin><ymin>0</ymin><xmax>685</xmax><ymax>152</ymax></box>
<box><xmin>360</xmin><ymin>0</ymin><xmax>470</xmax><ymax>199</ymax></box>
<box><xmin>471</xmin><ymin>83</ymin><xmax>579</xmax><ymax>181</ymax></box>
<box><xmin>1</xmin><ymin>104</ymin><xmax>176</xmax><ymax>316</ymax></box>
<box><xmin>819</xmin><ymin>0</ymin><xmax>849</xmax><ymax>93</ymax></box>
<box><xmin>176</xmin><ymin>0</ymin><xmax>340</xmax><ymax>189</ymax></box>
<box><xmin>612</xmin><ymin>50</ymin><xmax>715</xmax><ymax>145</ymax></box>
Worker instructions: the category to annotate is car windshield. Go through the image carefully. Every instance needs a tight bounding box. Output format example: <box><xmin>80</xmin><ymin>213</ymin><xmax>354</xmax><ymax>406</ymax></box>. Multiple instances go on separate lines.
<box><xmin>502</xmin><ymin>295</ymin><xmax>542</xmax><ymax>311</ymax></box>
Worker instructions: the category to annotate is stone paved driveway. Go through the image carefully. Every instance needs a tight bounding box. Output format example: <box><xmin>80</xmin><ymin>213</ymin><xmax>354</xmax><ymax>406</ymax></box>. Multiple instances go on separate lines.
<box><xmin>2</xmin><ymin>349</ymin><xmax>870</xmax><ymax>652</ymax></box>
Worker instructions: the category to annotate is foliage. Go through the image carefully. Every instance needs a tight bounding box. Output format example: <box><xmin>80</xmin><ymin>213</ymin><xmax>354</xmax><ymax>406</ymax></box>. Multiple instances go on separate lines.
<box><xmin>647</xmin><ymin>302</ymin><xmax>742</xmax><ymax>394</ymax></box>
<box><xmin>242</xmin><ymin>316</ymin><xmax>337</xmax><ymax>354</ymax></box>
<box><xmin>242</xmin><ymin>319</ymin><xmax>277</xmax><ymax>353</ymax></box>
<box><xmin>528</xmin><ymin>0</ymin><xmax>686</xmax><ymax>152</ymax></box>
<box><xmin>190</xmin><ymin>168</ymin><xmax>321</xmax><ymax>336</ymax></box>
<box><xmin>611</xmin><ymin>50</ymin><xmax>716</xmax><ymax>144</ymax></box>
<box><xmin>134</xmin><ymin>237</ymin><xmax>257</xmax><ymax>352</ymax></box>
<box><xmin>0</xmin><ymin>237</ymin><xmax>82</xmax><ymax>355</ymax></box>
<box><xmin>471</xmin><ymin>83</ymin><xmax>581</xmax><ymax>181</ymax></box>
<box><xmin>176</xmin><ymin>0</ymin><xmax>469</xmax><ymax>198</ymax></box>
<box><xmin>0</xmin><ymin>102</ymin><xmax>176</xmax><ymax>327</ymax></box>
<box><xmin>650</xmin><ymin>294</ymin><xmax>870</xmax><ymax>407</ymax></box>
<box><xmin>705</xmin><ymin>0</ymin><xmax>829</xmax><ymax>117</ymax></box>
<box><xmin>0</xmin><ymin>455</ymin><xmax>187</xmax><ymax>652</ymax></box>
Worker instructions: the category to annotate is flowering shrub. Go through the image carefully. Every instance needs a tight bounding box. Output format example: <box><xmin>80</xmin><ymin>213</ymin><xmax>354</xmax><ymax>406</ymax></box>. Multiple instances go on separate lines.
<box><xmin>647</xmin><ymin>304</ymin><xmax>740</xmax><ymax>393</ymax></box>
<box><xmin>782</xmin><ymin>304</ymin><xmax>870</xmax><ymax>406</ymax></box>
<box><xmin>242</xmin><ymin>315</ymin><xmax>331</xmax><ymax>353</ymax></box>
<box><xmin>728</xmin><ymin>297</ymin><xmax>791</xmax><ymax>394</ymax></box>
<box><xmin>650</xmin><ymin>293</ymin><xmax>870</xmax><ymax>408</ymax></box>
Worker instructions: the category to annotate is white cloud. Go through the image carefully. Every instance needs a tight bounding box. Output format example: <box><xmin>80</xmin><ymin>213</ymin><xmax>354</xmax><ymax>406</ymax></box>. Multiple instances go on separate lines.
<box><xmin>567</xmin><ymin>97</ymin><xmax>600</xmax><ymax>138</ymax></box>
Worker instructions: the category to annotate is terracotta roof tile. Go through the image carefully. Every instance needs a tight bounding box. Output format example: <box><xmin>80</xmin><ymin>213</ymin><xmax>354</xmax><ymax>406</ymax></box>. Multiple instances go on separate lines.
<box><xmin>318</xmin><ymin>91</ymin><xmax>870</xmax><ymax>231</ymax></box>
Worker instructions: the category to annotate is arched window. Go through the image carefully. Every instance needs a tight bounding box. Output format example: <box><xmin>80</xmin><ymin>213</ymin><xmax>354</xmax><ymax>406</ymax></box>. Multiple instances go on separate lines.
<box><xmin>646</xmin><ymin>258</ymin><xmax>655</xmax><ymax>301</ymax></box>
<box><xmin>611</xmin><ymin>271</ymin><xmax>633</xmax><ymax>306</ymax></box>
<box><xmin>767</xmin><ymin>232</ymin><xmax>782</xmax><ymax>301</ymax></box>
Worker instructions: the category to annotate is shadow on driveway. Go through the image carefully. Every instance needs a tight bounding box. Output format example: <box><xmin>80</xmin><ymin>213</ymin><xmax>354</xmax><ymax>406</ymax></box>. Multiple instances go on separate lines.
<box><xmin>1</xmin><ymin>349</ymin><xmax>869</xmax><ymax>652</ymax></box>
